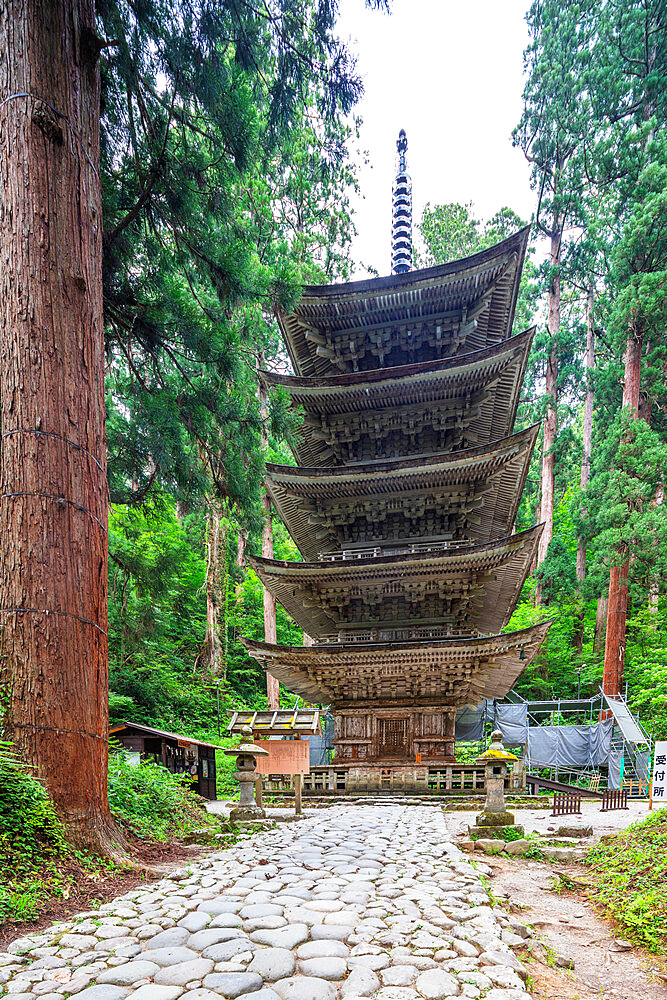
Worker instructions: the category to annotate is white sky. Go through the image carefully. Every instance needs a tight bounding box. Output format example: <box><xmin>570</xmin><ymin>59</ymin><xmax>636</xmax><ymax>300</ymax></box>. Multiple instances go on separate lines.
<box><xmin>337</xmin><ymin>0</ymin><xmax>537</xmax><ymax>278</ymax></box>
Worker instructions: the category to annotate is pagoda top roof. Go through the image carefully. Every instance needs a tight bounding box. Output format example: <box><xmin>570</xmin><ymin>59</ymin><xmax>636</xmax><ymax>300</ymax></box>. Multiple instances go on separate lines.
<box><xmin>241</xmin><ymin>621</ymin><xmax>552</xmax><ymax>707</ymax></box>
<box><xmin>248</xmin><ymin>525</ymin><xmax>542</xmax><ymax>641</ymax></box>
<box><xmin>277</xmin><ymin>228</ymin><xmax>529</xmax><ymax>377</ymax></box>
<box><xmin>262</xmin><ymin>328</ymin><xmax>534</xmax><ymax>468</ymax></box>
<box><xmin>265</xmin><ymin>425</ymin><xmax>539</xmax><ymax>561</ymax></box>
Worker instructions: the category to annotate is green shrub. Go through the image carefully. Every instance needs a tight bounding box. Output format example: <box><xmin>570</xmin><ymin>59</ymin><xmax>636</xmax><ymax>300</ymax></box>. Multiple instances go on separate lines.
<box><xmin>215</xmin><ymin>742</ymin><xmax>241</xmax><ymax>799</ymax></box>
<box><xmin>0</xmin><ymin>741</ymin><xmax>219</xmax><ymax>931</ymax></box>
<box><xmin>585</xmin><ymin>808</ymin><xmax>667</xmax><ymax>952</ymax></box>
<box><xmin>0</xmin><ymin>742</ymin><xmax>71</xmax><ymax>928</ymax></box>
<box><xmin>454</xmin><ymin>742</ymin><xmax>481</xmax><ymax>763</ymax></box>
<box><xmin>107</xmin><ymin>748</ymin><xmax>214</xmax><ymax>840</ymax></box>
<box><xmin>0</xmin><ymin>741</ymin><xmax>65</xmax><ymax>862</ymax></box>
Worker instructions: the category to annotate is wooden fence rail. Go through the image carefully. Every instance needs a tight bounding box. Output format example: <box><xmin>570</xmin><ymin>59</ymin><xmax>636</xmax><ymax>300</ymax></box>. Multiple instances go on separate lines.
<box><xmin>601</xmin><ymin>789</ymin><xmax>629</xmax><ymax>812</ymax></box>
<box><xmin>551</xmin><ymin>790</ymin><xmax>582</xmax><ymax>816</ymax></box>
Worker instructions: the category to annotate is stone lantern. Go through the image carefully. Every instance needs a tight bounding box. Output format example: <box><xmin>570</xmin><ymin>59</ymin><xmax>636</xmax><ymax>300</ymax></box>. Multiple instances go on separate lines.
<box><xmin>472</xmin><ymin>730</ymin><xmax>523</xmax><ymax>836</ymax></box>
<box><xmin>224</xmin><ymin>726</ymin><xmax>269</xmax><ymax>822</ymax></box>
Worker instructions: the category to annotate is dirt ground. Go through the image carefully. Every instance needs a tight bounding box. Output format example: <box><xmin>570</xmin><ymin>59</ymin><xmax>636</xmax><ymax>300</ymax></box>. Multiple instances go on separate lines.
<box><xmin>485</xmin><ymin>853</ymin><xmax>667</xmax><ymax>1000</ymax></box>
<box><xmin>0</xmin><ymin>839</ymin><xmax>206</xmax><ymax>950</ymax></box>
<box><xmin>441</xmin><ymin>802</ymin><xmax>667</xmax><ymax>999</ymax></box>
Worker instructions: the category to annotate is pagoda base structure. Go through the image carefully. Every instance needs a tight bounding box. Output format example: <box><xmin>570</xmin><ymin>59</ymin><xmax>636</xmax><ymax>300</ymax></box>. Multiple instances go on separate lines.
<box><xmin>335</xmin><ymin>704</ymin><xmax>457</xmax><ymax>765</ymax></box>
<box><xmin>327</xmin><ymin>762</ymin><xmax>452</xmax><ymax>795</ymax></box>
<box><xmin>243</xmin><ymin>622</ymin><xmax>551</xmax><ymax>791</ymax></box>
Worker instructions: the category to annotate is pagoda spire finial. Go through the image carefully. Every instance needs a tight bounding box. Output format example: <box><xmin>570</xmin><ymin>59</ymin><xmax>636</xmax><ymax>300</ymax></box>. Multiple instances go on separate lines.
<box><xmin>391</xmin><ymin>129</ymin><xmax>412</xmax><ymax>275</ymax></box>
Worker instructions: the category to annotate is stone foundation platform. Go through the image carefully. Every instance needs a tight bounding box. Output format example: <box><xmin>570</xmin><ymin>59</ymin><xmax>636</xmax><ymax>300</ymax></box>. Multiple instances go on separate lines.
<box><xmin>261</xmin><ymin>762</ymin><xmax>525</xmax><ymax>796</ymax></box>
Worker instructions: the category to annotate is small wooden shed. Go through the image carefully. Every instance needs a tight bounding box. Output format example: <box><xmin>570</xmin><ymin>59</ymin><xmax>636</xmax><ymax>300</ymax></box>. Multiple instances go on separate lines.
<box><xmin>110</xmin><ymin>721</ymin><xmax>218</xmax><ymax>799</ymax></box>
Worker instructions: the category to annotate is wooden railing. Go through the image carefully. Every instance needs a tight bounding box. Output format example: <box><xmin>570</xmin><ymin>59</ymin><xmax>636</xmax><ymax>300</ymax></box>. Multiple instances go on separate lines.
<box><xmin>551</xmin><ymin>791</ymin><xmax>582</xmax><ymax>816</ymax></box>
<box><xmin>323</xmin><ymin>626</ymin><xmax>473</xmax><ymax>643</ymax></box>
<box><xmin>296</xmin><ymin>763</ymin><xmax>498</xmax><ymax>795</ymax></box>
<box><xmin>601</xmin><ymin>789</ymin><xmax>629</xmax><ymax>812</ymax></box>
<box><xmin>319</xmin><ymin>539</ymin><xmax>470</xmax><ymax>562</ymax></box>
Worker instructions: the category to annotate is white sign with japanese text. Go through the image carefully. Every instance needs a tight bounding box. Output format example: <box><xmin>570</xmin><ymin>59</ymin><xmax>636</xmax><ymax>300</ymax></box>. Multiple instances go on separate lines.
<box><xmin>651</xmin><ymin>741</ymin><xmax>667</xmax><ymax>804</ymax></box>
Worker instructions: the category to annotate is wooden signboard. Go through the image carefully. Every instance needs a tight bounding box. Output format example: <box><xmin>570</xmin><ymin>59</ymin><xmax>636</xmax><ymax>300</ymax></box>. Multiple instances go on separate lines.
<box><xmin>650</xmin><ymin>740</ymin><xmax>667</xmax><ymax>809</ymax></box>
<box><xmin>255</xmin><ymin>740</ymin><xmax>310</xmax><ymax>775</ymax></box>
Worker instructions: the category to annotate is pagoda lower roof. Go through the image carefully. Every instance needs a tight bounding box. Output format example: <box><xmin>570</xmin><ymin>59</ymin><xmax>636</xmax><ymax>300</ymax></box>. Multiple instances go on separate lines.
<box><xmin>248</xmin><ymin>525</ymin><xmax>542</xmax><ymax>641</ymax></box>
<box><xmin>265</xmin><ymin>425</ymin><xmax>539</xmax><ymax>560</ymax></box>
<box><xmin>241</xmin><ymin>621</ymin><xmax>552</xmax><ymax>707</ymax></box>
<box><xmin>277</xmin><ymin>228</ymin><xmax>529</xmax><ymax>377</ymax></box>
<box><xmin>262</xmin><ymin>328</ymin><xmax>534</xmax><ymax>467</ymax></box>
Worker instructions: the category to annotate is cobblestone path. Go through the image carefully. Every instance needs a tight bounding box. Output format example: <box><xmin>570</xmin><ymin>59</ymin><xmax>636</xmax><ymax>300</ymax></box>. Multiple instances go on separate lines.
<box><xmin>1</xmin><ymin>806</ymin><xmax>530</xmax><ymax>1000</ymax></box>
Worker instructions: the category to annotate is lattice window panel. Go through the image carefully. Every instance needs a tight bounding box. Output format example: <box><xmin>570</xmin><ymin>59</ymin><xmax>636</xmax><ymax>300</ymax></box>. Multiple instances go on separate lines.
<box><xmin>378</xmin><ymin>718</ymin><xmax>408</xmax><ymax>757</ymax></box>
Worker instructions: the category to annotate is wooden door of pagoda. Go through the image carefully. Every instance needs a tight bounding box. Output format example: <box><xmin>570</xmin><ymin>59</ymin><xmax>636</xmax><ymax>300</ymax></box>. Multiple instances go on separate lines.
<box><xmin>377</xmin><ymin>716</ymin><xmax>412</xmax><ymax>759</ymax></box>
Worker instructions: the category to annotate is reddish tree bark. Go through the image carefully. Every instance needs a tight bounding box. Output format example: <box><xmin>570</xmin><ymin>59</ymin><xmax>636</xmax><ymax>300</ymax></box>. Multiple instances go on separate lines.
<box><xmin>535</xmin><ymin>218</ymin><xmax>562</xmax><ymax>604</ymax></box>
<box><xmin>576</xmin><ymin>284</ymin><xmax>595</xmax><ymax>583</ymax></box>
<box><xmin>602</xmin><ymin>331</ymin><xmax>642</xmax><ymax>700</ymax></box>
<box><xmin>648</xmin><ymin>483</ymin><xmax>663</xmax><ymax>625</ymax></box>
<box><xmin>0</xmin><ymin>0</ymin><xmax>120</xmax><ymax>851</ymax></box>
<box><xmin>262</xmin><ymin>492</ymin><xmax>280</xmax><ymax>709</ymax></box>
<box><xmin>593</xmin><ymin>594</ymin><xmax>608</xmax><ymax>656</ymax></box>
<box><xmin>258</xmin><ymin>372</ymin><xmax>279</xmax><ymax>709</ymax></box>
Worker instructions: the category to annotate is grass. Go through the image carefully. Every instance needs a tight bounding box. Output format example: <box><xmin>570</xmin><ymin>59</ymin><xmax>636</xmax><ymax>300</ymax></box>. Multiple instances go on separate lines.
<box><xmin>585</xmin><ymin>807</ymin><xmax>667</xmax><ymax>953</ymax></box>
<box><xmin>0</xmin><ymin>852</ymin><xmax>119</xmax><ymax>927</ymax></box>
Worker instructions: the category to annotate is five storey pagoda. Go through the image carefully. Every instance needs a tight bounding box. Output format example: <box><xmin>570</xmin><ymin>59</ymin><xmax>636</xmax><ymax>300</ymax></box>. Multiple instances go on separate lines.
<box><xmin>243</xmin><ymin>132</ymin><xmax>550</xmax><ymax>788</ymax></box>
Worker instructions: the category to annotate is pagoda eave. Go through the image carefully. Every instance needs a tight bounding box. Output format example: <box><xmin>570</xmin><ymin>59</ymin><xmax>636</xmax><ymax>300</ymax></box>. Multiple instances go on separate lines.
<box><xmin>277</xmin><ymin>227</ymin><xmax>530</xmax><ymax>377</ymax></box>
<box><xmin>261</xmin><ymin>328</ymin><xmax>534</xmax><ymax>468</ymax></box>
<box><xmin>259</xmin><ymin>326</ymin><xmax>533</xmax><ymax>397</ymax></box>
<box><xmin>248</xmin><ymin>525</ymin><xmax>543</xmax><ymax>640</ymax></box>
<box><xmin>265</xmin><ymin>425</ymin><xmax>539</xmax><ymax>560</ymax></box>
<box><xmin>241</xmin><ymin>620</ymin><xmax>552</xmax><ymax>707</ymax></box>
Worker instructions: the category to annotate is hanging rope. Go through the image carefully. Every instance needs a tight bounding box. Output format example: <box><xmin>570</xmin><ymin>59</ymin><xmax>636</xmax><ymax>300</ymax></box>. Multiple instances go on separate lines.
<box><xmin>0</xmin><ymin>91</ymin><xmax>99</xmax><ymax>178</ymax></box>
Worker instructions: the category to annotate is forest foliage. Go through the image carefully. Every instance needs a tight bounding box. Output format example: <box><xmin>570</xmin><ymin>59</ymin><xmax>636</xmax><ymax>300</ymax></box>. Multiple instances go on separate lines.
<box><xmin>415</xmin><ymin>1</ymin><xmax>667</xmax><ymax>733</ymax></box>
<box><xmin>100</xmin><ymin>0</ymin><xmax>667</xmax><ymax>742</ymax></box>
<box><xmin>95</xmin><ymin>0</ymin><xmax>368</xmax><ymax>736</ymax></box>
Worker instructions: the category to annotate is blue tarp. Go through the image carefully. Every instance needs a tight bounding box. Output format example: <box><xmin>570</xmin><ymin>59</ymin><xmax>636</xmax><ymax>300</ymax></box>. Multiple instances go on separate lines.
<box><xmin>455</xmin><ymin>706</ymin><xmax>484</xmax><ymax>741</ymax></box>
<box><xmin>526</xmin><ymin>721</ymin><xmax>613</xmax><ymax>769</ymax></box>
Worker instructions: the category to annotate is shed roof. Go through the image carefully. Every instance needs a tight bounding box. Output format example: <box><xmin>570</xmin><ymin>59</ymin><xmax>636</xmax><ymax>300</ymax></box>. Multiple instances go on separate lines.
<box><xmin>109</xmin><ymin>721</ymin><xmax>220</xmax><ymax>750</ymax></box>
<box><xmin>227</xmin><ymin>708</ymin><xmax>322</xmax><ymax>735</ymax></box>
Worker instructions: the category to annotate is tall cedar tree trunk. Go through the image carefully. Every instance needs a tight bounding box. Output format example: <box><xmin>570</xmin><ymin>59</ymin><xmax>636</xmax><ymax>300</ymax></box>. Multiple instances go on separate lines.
<box><xmin>258</xmin><ymin>374</ymin><xmax>279</xmax><ymax>709</ymax></box>
<box><xmin>573</xmin><ymin>285</ymin><xmax>595</xmax><ymax>654</ymax></box>
<box><xmin>576</xmin><ymin>285</ymin><xmax>595</xmax><ymax>582</ymax></box>
<box><xmin>200</xmin><ymin>504</ymin><xmax>227</xmax><ymax>677</ymax></box>
<box><xmin>261</xmin><ymin>493</ymin><xmax>280</xmax><ymax>709</ymax></box>
<box><xmin>648</xmin><ymin>483</ymin><xmax>663</xmax><ymax>625</ymax></box>
<box><xmin>644</xmin><ymin>361</ymin><xmax>666</xmax><ymax>626</ymax></box>
<box><xmin>0</xmin><ymin>0</ymin><xmax>120</xmax><ymax>850</ymax></box>
<box><xmin>593</xmin><ymin>594</ymin><xmax>608</xmax><ymax>655</ymax></box>
<box><xmin>535</xmin><ymin>216</ymin><xmax>561</xmax><ymax>604</ymax></box>
<box><xmin>602</xmin><ymin>332</ymin><xmax>642</xmax><ymax>699</ymax></box>
<box><xmin>237</xmin><ymin>530</ymin><xmax>246</xmax><ymax>568</ymax></box>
